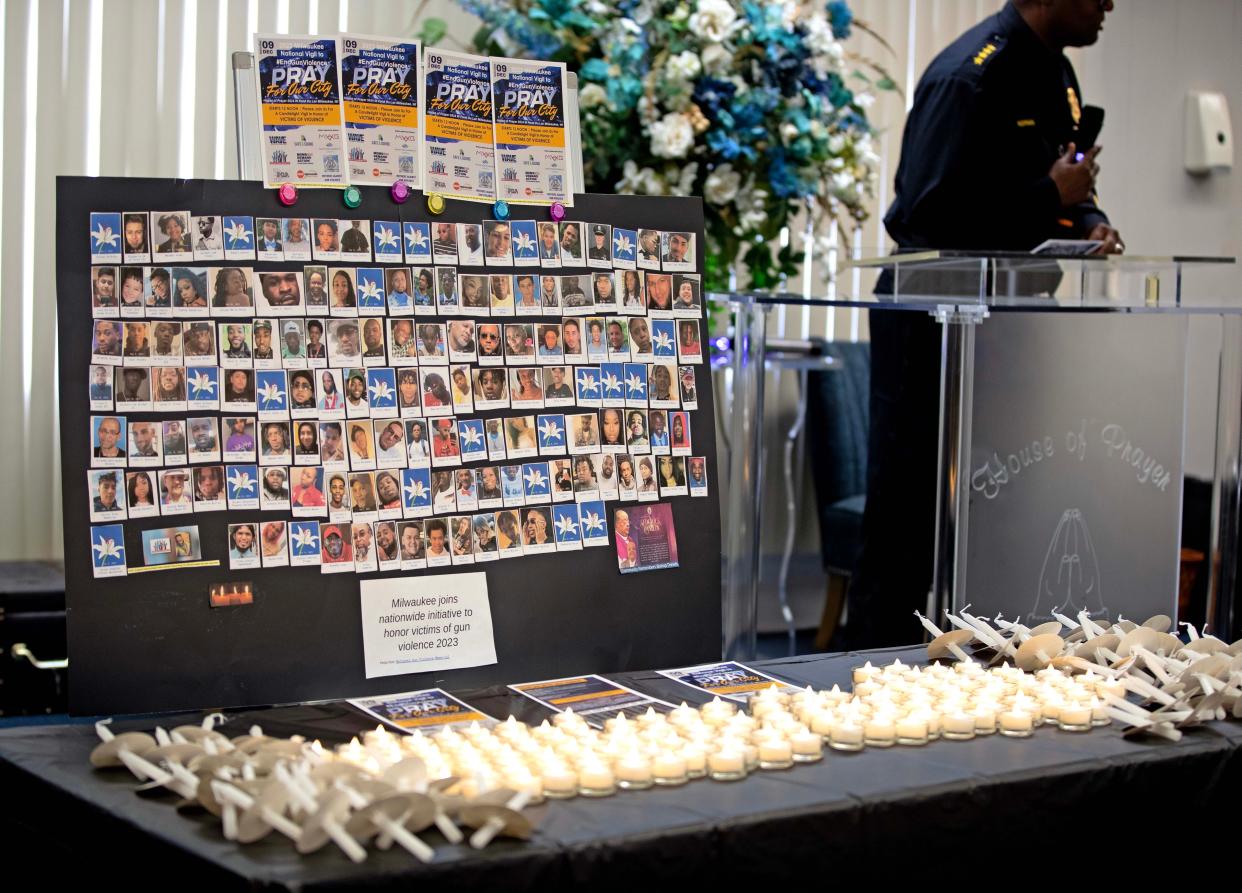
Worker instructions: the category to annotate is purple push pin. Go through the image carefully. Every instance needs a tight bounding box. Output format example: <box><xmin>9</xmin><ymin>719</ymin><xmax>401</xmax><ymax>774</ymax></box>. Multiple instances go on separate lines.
<box><xmin>390</xmin><ymin>180</ymin><xmax>411</xmax><ymax>204</ymax></box>
<box><xmin>277</xmin><ymin>183</ymin><xmax>298</xmax><ymax>206</ymax></box>
<box><xmin>549</xmin><ymin>201</ymin><xmax>566</xmax><ymax>222</ymax></box>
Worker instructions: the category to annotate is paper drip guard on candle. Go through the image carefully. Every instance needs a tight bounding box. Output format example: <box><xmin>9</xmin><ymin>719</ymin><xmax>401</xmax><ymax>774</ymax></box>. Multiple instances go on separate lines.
<box><xmin>1014</xmin><ymin>633</ymin><xmax>1065</xmax><ymax>671</ymax></box>
<box><xmin>1141</xmin><ymin>613</ymin><xmax>1173</xmax><ymax>633</ymax></box>
<box><xmin>297</xmin><ymin>789</ymin><xmax>369</xmax><ymax>862</ymax></box>
<box><xmin>460</xmin><ymin>790</ymin><xmax>534</xmax><ymax>849</ymax></box>
<box><xmin>89</xmin><ymin>720</ymin><xmax>175</xmax><ymax>785</ymax></box>
<box><xmin>89</xmin><ymin>729</ymin><xmax>157</xmax><ymax>768</ymax></box>
<box><xmin>346</xmin><ymin>794</ymin><xmax>437</xmax><ymax>863</ymax></box>
<box><xmin>1075</xmin><ymin>633</ymin><xmax>1121</xmax><ymax>662</ymax></box>
<box><xmin>233</xmin><ymin>783</ymin><xmax>304</xmax><ymax>845</ymax></box>
<box><xmin>928</xmin><ymin>629</ymin><xmax>976</xmax><ymax>664</ymax></box>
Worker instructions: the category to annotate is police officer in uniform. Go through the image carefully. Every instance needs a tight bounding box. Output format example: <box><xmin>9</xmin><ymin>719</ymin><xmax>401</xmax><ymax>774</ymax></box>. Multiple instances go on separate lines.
<box><xmin>848</xmin><ymin>0</ymin><xmax>1122</xmax><ymax>649</ymax></box>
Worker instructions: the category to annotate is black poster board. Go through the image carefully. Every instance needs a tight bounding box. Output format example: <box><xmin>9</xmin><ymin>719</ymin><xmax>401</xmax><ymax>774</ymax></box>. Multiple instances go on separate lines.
<box><xmin>57</xmin><ymin>177</ymin><xmax>720</xmax><ymax>715</ymax></box>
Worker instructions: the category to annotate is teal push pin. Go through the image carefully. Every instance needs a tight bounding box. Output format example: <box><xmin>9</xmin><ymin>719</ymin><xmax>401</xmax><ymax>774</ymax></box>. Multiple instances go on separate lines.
<box><xmin>492</xmin><ymin>200</ymin><xmax>510</xmax><ymax>221</ymax></box>
<box><xmin>343</xmin><ymin>185</ymin><xmax>363</xmax><ymax>209</ymax></box>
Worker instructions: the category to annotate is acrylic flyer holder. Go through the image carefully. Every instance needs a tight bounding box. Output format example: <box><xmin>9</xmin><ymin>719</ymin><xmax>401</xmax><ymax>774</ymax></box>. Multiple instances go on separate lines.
<box><xmin>58</xmin><ymin>177</ymin><xmax>720</xmax><ymax>715</ymax></box>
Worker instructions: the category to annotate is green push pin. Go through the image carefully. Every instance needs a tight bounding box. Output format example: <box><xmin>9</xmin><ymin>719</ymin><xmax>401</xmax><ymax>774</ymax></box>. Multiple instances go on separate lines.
<box><xmin>343</xmin><ymin>186</ymin><xmax>363</xmax><ymax>209</ymax></box>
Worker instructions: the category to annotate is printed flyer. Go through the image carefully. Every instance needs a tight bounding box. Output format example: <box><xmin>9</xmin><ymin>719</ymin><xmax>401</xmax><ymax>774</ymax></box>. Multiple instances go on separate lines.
<box><xmin>510</xmin><ymin>674</ymin><xmax>674</xmax><ymax>726</ymax></box>
<box><xmin>491</xmin><ymin>57</ymin><xmax>571</xmax><ymax>206</ymax></box>
<box><xmin>423</xmin><ymin>49</ymin><xmax>496</xmax><ymax>202</ymax></box>
<box><xmin>349</xmin><ymin>687</ymin><xmax>490</xmax><ymax>731</ymax></box>
<box><xmin>254</xmin><ymin>35</ymin><xmax>347</xmax><ymax>188</ymax></box>
<box><xmin>340</xmin><ymin>34</ymin><xmax>422</xmax><ymax>187</ymax></box>
<box><xmin>657</xmin><ymin>661</ymin><xmax>798</xmax><ymax>703</ymax></box>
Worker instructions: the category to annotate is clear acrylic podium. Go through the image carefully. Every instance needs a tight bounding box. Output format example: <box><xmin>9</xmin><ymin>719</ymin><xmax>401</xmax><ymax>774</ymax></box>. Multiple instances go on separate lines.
<box><xmin>713</xmin><ymin>251</ymin><xmax>1240</xmax><ymax>660</ymax></box>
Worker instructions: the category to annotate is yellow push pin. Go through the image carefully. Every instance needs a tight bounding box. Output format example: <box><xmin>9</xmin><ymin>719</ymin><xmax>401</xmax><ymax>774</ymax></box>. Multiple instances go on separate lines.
<box><xmin>426</xmin><ymin>193</ymin><xmax>446</xmax><ymax>215</ymax></box>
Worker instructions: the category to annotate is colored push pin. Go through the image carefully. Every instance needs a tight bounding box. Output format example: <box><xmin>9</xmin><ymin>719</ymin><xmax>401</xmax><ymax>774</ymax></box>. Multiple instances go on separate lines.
<box><xmin>426</xmin><ymin>193</ymin><xmax>447</xmax><ymax>216</ymax></box>
<box><xmin>343</xmin><ymin>185</ymin><xmax>363</xmax><ymax>209</ymax></box>
<box><xmin>390</xmin><ymin>180</ymin><xmax>411</xmax><ymax>204</ymax></box>
<box><xmin>277</xmin><ymin>183</ymin><xmax>298</xmax><ymax>206</ymax></box>
<box><xmin>549</xmin><ymin>201</ymin><xmax>566</xmax><ymax>222</ymax></box>
<box><xmin>492</xmin><ymin>200</ymin><xmax>510</xmax><ymax>221</ymax></box>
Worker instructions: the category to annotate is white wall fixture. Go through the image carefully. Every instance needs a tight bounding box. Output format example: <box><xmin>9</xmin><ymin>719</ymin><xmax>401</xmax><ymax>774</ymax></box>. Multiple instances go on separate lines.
<box><xmin>1185</xmin><ymin>91</ymin><xmax>1233</xmax><ymax>175</ymax></box>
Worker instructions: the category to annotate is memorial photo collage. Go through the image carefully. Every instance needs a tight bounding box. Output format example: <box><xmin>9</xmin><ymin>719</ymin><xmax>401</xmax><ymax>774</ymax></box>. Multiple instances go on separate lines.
<box><xmin>85</xmin><ymin>209</ymin><xmax>710</xmax><ymax>578</ymax></box>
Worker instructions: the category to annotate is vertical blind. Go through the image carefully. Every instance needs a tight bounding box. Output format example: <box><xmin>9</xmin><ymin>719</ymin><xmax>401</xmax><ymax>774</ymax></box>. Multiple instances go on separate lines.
<box><xmin>6</xmin><ymin>0</ymin><xmax>993</xmax><ymax>560</ymax></box>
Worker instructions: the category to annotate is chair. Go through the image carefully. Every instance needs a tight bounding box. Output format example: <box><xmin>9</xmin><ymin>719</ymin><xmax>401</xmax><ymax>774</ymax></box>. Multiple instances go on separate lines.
<box><xmin>804</xmin><ymin>342</ymin><xmax>870</xmax><ymax>650</ymax></box>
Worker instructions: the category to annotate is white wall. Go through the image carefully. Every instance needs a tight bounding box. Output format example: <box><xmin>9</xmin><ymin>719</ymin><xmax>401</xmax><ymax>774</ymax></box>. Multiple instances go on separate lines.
<box><xmin>1074</xmin><ymin>0</ymin><xmax>1242</xmax><ymax>477</ymax></box>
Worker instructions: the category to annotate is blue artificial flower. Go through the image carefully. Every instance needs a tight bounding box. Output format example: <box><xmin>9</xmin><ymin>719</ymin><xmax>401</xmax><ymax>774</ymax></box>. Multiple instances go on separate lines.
<box><xmin>458</xmin><ymin>0</ymin><xmax>564</xmax><ymax>58</ymax></box>
<box><xmin>827</xmin><ymin>0</ymin><xmax>854</xmax><ymax>39</ymax></box>
<box><xmin>580</xmin><ymin>58</ymin><xmax>610</xmax><ymax>82</ymax></box>
<box><xmin>742</xmin><ymin>3</ymin><xmax>808</xmax><ymax>53</ymax></box>
<box><xmin>741</xmin><ymin>2</ymin><xmax>766</xmax><ymax>28</ymax></box>
<box><xmin>767</xmin><ymin>147</ymin><xmax>810</xmax><ymax>198</ymax></box>
<box><xmin>534</xmin><ymin>0</ymin><xmax>590</xmax><ymax>28</ymax></box>
<box><xmin>730</xmin><ymin>92</ymin><xmax>775</xmax><ymax>132</ymax></box>
<box><xmin>838</xmin><ymin>110</ymin><xmax>872</xmax><ymax>134</ymax></box>
<box><xmin>607</xmin><ymin>75</ymin><xmax>644</xmax><ymax>113</ymax></box>
<box><xmin>759</xmin><ymin>49</ymin><xmax>808</xmax><ymax>95</ymax></box>
<box><xmin>692</xmin><ymin>78</ymin><xmax>738</xmax><ymax>122</ymax></box>
<box><xmin>707</xmin><ymin>129</ymin><xmax>742</xmax><ymax>161</ymax></box>
<box><xmin>802</xmin><ymin>72</ymin><xmax>829</xmax><ymax>97</ymax></box>
<box><xmin>819</xmin><ymin>72</ymin><xmax>854</xmax><ymax>110</ymax></box>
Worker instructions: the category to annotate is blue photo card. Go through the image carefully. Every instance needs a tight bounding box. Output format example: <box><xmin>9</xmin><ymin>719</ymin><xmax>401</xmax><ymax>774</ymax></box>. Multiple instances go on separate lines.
<box><xmin>522</xmin><ymin>461</ymin><xmax>551</xmax><ymax>499</ymax></box>
<box><xmin>403</xmin><ymin>221</ymin><xmax>431</xmax><ymax>263</ymax></box>
<box><xmin>373</xmin><ymin>221</ymin><xmax>403</xmax><ymax>260</ymax></box>
<box><xmin>90</xmin><ymin>212</ymin><xmax>123</xmax><ymax>263</ymax></box>
<box><xmin>366</xmin><ymin>367</ymin><xmax>398</xmax><ymax>412</ymax></box>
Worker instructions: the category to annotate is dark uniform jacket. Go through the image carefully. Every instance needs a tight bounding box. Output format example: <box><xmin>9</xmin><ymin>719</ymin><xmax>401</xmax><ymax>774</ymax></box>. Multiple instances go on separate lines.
<box><xmin>884</xmin><ymin>2</ymin><xmax>1108</xmax><ymax>252</ymax></box>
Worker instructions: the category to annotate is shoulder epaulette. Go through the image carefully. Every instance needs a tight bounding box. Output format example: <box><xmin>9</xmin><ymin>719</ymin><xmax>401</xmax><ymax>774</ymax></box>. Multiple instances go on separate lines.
<box><xmin>958</xmin><ymin>34</ymin><xmax>1008</xmax><ymax>79</ymax></box>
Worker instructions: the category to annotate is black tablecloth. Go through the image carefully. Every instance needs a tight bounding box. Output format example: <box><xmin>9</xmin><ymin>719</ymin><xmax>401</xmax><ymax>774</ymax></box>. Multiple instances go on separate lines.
<box><xmin>3</xmin><ymin>646</ymin><xmax>1240</xmax><ymax>887</ymax></box>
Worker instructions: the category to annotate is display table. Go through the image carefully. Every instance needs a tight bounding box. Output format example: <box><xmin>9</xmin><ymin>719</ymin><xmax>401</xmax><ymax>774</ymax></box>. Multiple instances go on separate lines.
<box><xmin>3</xmin><ymin>646</ymin><xmax>1239</xmax><ymax>885</ymax></box>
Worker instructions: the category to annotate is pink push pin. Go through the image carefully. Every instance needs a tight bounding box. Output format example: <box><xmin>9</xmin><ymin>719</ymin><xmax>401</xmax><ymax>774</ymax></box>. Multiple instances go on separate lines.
<box><xmin>549</xmin><ymin>202</ymin><xmax>566</xmax><ymax>222</ymax></box>
<box><xmin>277</xmin><ymin>183</ymin><xmax>298</xmax><ymax>207</ymax></box>
<box><xmin>390</xmin><ymin>180</ymin><xmax>411</xmax><ymax>204</ymax></box>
